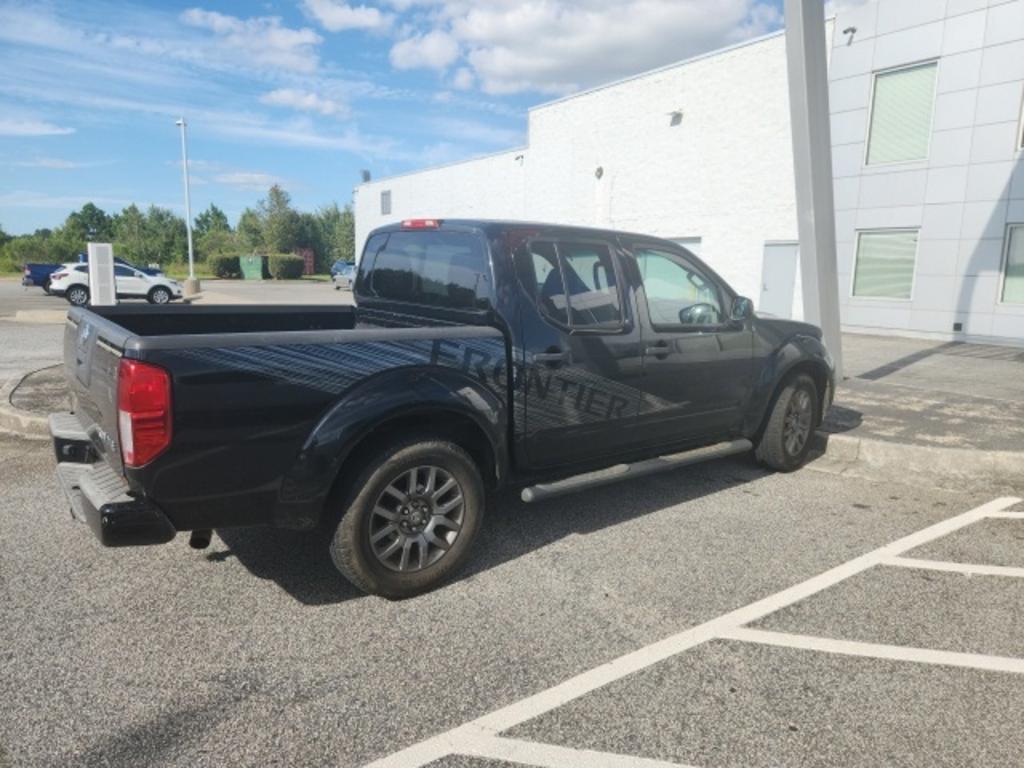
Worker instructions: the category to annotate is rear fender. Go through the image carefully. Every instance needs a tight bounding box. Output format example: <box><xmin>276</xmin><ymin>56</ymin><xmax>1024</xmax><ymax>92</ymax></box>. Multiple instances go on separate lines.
<box><xmin>273</xmin><ymin>365</ymin><xmax>508</xmax><ymax>529</ymax></box>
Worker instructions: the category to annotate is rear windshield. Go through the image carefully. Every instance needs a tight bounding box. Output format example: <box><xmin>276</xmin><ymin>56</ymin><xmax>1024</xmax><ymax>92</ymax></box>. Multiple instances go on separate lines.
<box><xmin>368</xmin><ymin>231</ymin><xmax>490</xmax><ymax>310</ymax></box>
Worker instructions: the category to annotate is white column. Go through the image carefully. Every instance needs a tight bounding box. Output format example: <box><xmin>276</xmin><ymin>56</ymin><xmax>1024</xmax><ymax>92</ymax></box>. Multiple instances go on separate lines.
<box><xmin>784</xmin><ymin>0</ymin><xmax>843</xmax><ymax>378</ymax></box>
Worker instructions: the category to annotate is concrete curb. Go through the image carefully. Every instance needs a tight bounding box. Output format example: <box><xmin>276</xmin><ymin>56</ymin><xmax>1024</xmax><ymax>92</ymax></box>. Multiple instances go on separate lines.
<box><xmin>0</xmin><ymin>370</ymin><xmax>51</xmax><ymax>440</ymax></box>
<box><xmin>813</xmin><ymin>431</ymin><xmax>1024</xmax><ymax>489</ymax></box>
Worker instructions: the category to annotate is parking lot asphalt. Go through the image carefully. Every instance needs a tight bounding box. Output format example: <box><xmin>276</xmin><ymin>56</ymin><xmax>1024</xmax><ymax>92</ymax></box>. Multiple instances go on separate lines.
<box><xmin>3</xmin><ymin>278</ymin><xmax>1024</xmax><ymax>768</ymax></box>
<box><xmin>1</xmin><ymin>423</ymin><xmax>1019</xmax><ymax>767</ymax></box>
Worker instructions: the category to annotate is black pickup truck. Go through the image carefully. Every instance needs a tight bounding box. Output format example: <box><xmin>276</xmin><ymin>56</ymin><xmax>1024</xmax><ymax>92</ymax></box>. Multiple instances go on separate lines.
<box><xmin>51</xmin><ymin>219</ymin><xmax>834</xmax><ymax>597</ymax></box>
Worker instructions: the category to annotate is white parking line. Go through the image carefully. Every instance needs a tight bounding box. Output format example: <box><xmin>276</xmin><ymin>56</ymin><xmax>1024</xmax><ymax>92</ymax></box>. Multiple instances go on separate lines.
<box><xmin>456</xmin><ymin>728</ymin><xmax>697</xmax><ymax>768</ymax></box>
<box><xmin>884</xmin><ymin>556</ymin><xmax>1024</xmax><ymax>579</ymax></box>
<box><xmin>721</xmin><ymin>627</ymin><xmax>1024</xmax><ymax>675</ymax></box>
<box><xmin>364</xmin><ymin>496</ymin><xmax>1022</xmax><ymax>768</ymax></box>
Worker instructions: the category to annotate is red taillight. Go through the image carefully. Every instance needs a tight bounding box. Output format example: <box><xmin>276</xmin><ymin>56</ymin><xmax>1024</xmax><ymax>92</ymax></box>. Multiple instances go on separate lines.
<box><xmin>401</xmin><ymin>218</ymin><xmax>440</xmax><ymax>229</ymax></box>
<box><xmin>117</xmin><ymin>359</ymin><xmax>172</xmax><ymax>467</ymax></box>
<box><xmin>51</xmin><ymin>271</ymin><xmax>67</xmax><ymax>280</ymax></box>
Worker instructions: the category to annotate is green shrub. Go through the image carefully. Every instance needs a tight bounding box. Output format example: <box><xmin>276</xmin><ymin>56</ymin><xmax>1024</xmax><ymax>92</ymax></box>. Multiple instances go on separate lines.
<box><xmin>268</xmin><ymin>253</ymin><xmax>304</xmax><ymax>279</ymax></box>
<box><xmin>208</xmin><ymin>254</ymin><xmax>241</xmax><ymax>279</ymax></box>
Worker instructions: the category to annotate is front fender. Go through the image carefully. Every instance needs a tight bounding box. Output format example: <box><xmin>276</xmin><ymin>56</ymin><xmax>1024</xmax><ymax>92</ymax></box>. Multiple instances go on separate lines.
<box><xmin>744</xmin><ymin>333</ymin><xmax>834</xmax><ymax>438</ymax></box>
<box><xmin>273</xmin><ymin>365</ymin><xmax>508</xmax><ymax>529</ymax></box>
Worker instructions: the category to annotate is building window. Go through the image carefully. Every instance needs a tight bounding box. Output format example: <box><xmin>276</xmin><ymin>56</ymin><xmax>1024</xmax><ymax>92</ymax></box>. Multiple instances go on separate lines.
<box><xmin>1002</xmin><ymin>225</ymin><xmax>1024</xmax><ymax>304</ymax></box>
<box><xmin>852</xmin><ymin>229</ymin><xmax>918</xmax><ymax>299</ymax></box>
<box><xmin>866</xmin><ymin>62</ymin><xmax>937</xmax><ymax>165</ymax></box>
<box><xmin>380</xmin><ymin>190</ymin><xmax>391</xmax><ymax>215</ymax></box>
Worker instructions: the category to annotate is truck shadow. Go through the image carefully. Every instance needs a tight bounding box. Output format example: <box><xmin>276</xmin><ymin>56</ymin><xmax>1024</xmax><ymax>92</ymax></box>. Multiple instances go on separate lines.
<box><xmin>215</xmin><ymin>453</ymin><xmax>775</xmax><ymax>606</ymax></box>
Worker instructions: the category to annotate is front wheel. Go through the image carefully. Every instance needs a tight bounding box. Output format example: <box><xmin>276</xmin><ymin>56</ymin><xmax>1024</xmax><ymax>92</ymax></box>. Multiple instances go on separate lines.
<box><xmin>66</xmin><ymin>285</ymin><xmax>89</xmax><ymax>306</ymax></box>
<box><xmin>755</xmin><ymin>373</ymin><xmax>819</xmax><ymax>472</ymax></box>
<box><xmin>330</xmin><ymin>438</ymin><xmax>485</xmax><ymax>599</ymax></box>
<box><xmin>148</xmin><ymin>286</ymin><xmax>172</xmax><ymax>304</ymax></box>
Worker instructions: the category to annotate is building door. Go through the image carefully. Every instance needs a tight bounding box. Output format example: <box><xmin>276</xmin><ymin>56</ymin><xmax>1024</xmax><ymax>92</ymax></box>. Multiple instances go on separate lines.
<box><xmin>759</xmin><ymin>242</ymin><xmax>799</xmax><ymax>318</ymax></box>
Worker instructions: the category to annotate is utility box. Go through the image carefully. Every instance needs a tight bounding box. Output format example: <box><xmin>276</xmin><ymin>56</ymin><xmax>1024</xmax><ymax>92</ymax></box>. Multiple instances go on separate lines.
<box><xmin>240</xmin><ymin>254</ymin><xmax>266</xmax><ymax>280</ymax></box>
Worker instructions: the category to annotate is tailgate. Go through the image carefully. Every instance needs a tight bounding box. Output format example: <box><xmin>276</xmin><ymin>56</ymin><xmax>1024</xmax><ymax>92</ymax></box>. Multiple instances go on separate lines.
<box><xmin>64</xmin><ymin>308</ymin><xmax>133</xmax><ymax>476</ymax></box>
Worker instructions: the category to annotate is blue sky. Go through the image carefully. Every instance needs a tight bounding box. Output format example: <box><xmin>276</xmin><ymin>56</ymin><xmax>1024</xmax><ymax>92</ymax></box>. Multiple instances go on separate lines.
<box><xmin>0</xmin><ymin>0</ymin><xmax>796</xmax><ymax>234</ymax></box>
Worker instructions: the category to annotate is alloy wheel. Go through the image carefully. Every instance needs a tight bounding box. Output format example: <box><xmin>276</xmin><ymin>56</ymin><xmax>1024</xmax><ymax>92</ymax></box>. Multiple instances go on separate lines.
<box><xmin>368</xmin><ymin>465</ymin><xmax>465</xmax><ymax>573</ymax></box>
<box><xmin>783</xmin><ymin>388</ymin><xmax>813</xmax><ymax>456</ymax></box>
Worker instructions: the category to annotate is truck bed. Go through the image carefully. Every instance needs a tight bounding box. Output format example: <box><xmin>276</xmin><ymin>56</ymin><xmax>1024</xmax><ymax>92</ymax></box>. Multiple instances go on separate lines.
<box><xmin>62</xmin><ymin>304</ymin><xmax>508</xmax><ymax>536</ymax></box>
<box><xmin>82</xmin><ymin>304</ymin><xmax>359</xmax><ymax>336</ymax></box>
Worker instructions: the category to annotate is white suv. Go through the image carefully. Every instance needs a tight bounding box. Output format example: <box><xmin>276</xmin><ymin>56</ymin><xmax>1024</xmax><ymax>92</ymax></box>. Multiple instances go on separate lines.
<box><xmin>50</xmin><ymin>263</ymin><xmax>184</xmax><ymax>306</ymax></box>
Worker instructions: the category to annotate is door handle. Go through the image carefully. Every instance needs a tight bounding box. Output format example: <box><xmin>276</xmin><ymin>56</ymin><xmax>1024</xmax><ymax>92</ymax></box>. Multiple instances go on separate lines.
<box><xmin>533</xmin><ymin>348</ymin><xmax>570</xmax><ymax>366</ymax></box>
<box><xmin>644</xmin><ymin>340</ymin><xmax>671</xmax><ymax>358</ymax></box>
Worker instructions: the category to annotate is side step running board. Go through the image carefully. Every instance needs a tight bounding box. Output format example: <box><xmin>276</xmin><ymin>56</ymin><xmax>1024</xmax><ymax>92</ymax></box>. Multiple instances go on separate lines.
<box><xmin>520</xmin><ymin>439</ymin><xmax>753</xmax><ymax>503</ymax></box>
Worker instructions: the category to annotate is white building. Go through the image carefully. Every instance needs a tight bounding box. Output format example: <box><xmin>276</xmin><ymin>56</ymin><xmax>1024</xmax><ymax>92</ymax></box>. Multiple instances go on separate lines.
<box><xmin>354</xmin><ymin>0</ymin><xmax>1024</xmax><ymax>345</ymax></box>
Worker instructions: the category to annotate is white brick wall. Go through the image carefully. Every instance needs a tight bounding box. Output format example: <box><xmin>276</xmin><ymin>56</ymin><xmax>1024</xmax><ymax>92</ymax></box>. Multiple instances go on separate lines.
<box><xmin>355</xmin><ymin>29</ymin><xmax>805</xmax><ymax>304</ymax></box>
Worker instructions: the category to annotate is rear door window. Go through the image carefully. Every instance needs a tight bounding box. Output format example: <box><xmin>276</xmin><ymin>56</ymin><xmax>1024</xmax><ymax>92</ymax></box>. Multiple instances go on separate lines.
<box><xmin>528</xmin><ymin>241</ymin><xmax>569</xmax><ymax>325</ymax></box>
<box><xmin>557</xmin><ymin>241</ymin><xmax>622</xmax><ymax>329</ymax></box>
<box><xmin>369</xmin><ymin>231</ymin><xmax>490</xmax><ymax>310</ymax></box>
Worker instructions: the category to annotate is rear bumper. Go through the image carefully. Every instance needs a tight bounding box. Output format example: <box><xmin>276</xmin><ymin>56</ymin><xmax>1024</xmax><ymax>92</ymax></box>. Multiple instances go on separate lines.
<box><xmin>50</xmin><ymin>413</ymin><xmax>176</xmax><ymax>547</ymax></box>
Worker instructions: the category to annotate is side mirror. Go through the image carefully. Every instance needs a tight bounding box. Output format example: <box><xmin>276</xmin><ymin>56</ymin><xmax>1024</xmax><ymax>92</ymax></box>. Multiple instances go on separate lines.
<box><xmin>731</xmin><ymin>296</ymin><xmax>753</xmax><ymax>321</ymax></box>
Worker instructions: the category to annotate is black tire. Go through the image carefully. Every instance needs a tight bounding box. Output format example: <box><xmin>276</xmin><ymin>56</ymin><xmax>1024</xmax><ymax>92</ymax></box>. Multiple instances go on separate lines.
<box><xmin>330</xmin><ymin>437</ymin><xmax>485</xmax><ymax>599</ymax></box>
<box><xmin>755</xmin><ymin>373</ymin><xmax>819</xmax><ymax>472</ymax></box>
<box><xmin>148</xmin><ymin>286</ymin><xmax>172</xmax><ymax>304</ymax></box>
<box><xmin>42</xmin><ymin>278</ymin><xmax>51</xmax><ymax>295</ymax></box>
<box><xmin>66</xmin><ymin>285</ymin><xmax>89</xmax><ymax>306</ymax></box>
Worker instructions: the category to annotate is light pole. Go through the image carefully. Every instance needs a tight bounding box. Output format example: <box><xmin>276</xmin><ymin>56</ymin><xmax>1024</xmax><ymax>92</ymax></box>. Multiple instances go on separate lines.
<box><xmin>175</xmin><ymin>117</ymin><xmax>199</xmax><ymax>295</ymax></box>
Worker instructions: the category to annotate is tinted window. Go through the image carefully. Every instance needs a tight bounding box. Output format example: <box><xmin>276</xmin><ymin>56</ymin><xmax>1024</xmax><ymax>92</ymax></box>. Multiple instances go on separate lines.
<box><xmin>370</xmin><ymin>231</ymin><xmax>489</xmax><ymax>310</ymax></box>
<box><xmin>114</xmin><ymin>265</ymin><xmax>134</xmax><ymax>277</ymax></box>
<box><xmin>635</xmin><ymin>248</ymin><xmax>723</xmax><ymax>326</ymax></box>
<box><xmin>558</xmin><ymin>242</ymin><xmax>621</xmax><ymax>328</ymax></box>
<box><xmin>528</xmin><ymin>241</ymin><xmax>568</xmax><ymax>325</ymax></box>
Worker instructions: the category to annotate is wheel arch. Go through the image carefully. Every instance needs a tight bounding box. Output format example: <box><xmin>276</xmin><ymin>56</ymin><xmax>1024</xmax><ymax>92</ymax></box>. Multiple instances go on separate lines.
<box><xmin>747</xmin><ymin>336</ymin><xmax>833</xmax><ymax>440</ymax></box>
<box><xmin>272</xmin><ymin>365</ymin><xmax>508</xmax><ymax>530</ymax></box>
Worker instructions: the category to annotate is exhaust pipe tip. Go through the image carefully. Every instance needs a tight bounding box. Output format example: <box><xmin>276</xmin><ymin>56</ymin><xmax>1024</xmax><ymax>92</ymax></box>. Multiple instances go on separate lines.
<box><xmin>189</xmin><ymin>529</ymin><xmax>212</xmax><ymax>550</ymax></box>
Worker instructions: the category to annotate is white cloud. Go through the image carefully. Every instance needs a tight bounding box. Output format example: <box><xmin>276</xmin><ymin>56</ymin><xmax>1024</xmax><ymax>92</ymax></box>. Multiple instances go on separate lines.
<box><xmin>13</xmin><ymin>157</ymin><xmax>88</xmax><ymax>168</ymax></box>
<box><xmin>302</xmin><ymin>0</ymin><xmax>392</xmax><ymax>32</ymax></box>
<box><xmin>0</xmin><ymin>190</ymin><xmax>177</xmax><ymax>210</ymax></box>
<box><xmin>260</xmin><ymin>88</ymin><xmax>347</xmax><ymax>116</ymax></box>
<box><xmin>180</xmin><ymin>8</ymin><xmax>322</xmax><ymax>73</ymax></box>
<box><xmin>390</xmin><ymin>29</ymin><xmax>459</xmax><ymax>71</ymax></box>
<box><xmin>213</xmin><ymin>171</ymin><xmax>288</xmax><ymax>190</ymax></box>
<box><xmin>0</xmin><ymin>118</ymin><xmax>74</xmax><ymax>136</ymax></box>
<box><xmin>425</xmin><ymin>116</ymin><xmax>523</xmax><ymax>147</ymax></box>
<box><xmin>451</xmin><ymin>66</ymin><xmax>474</xmax><ymax>90</ymax></box>
<box><xmin>382</xmin><ymin>0</ymin><xmax>786</xmax><ymax>94</ymax></box>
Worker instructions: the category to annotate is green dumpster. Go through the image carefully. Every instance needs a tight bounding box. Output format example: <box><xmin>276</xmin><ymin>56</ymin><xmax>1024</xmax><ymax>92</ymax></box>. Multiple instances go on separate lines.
<box><xmin>240</xmin><ymin>254</ymin><xmax>266</xmax><ymax>280</ymax></box>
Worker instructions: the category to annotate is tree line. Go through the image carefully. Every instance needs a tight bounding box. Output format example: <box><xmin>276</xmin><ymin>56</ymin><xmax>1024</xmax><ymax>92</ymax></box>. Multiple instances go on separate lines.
<box><xmin>0</xmin><ymin>185</ymin><xmax>355</xmax><ymax>273</ymax></box>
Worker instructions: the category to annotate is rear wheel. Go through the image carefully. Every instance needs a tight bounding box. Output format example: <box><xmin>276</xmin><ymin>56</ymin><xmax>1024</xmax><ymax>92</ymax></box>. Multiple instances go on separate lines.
<box><xmin>42</xmin><ymin>278</ymin><xmax>51</xmax><ymax>295</ymax></box>
<box><xmin>148</xmin><ymin>286</ymin><xmax>171</xmax><ymax>304</ymax></box>
<box><xmin>755</xmin><ymin>373</ymin><xmax>819</xmax><ymax>472</ymax></box>
<box><xmin>330</xmin><ymin>437</ymin><xmax>484</xmax><ymax>599</ymax></box>
<box><xmin>66</xmin><ymin>285</ymin><xmax>89</xmax><ymax>306</ymax></box>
